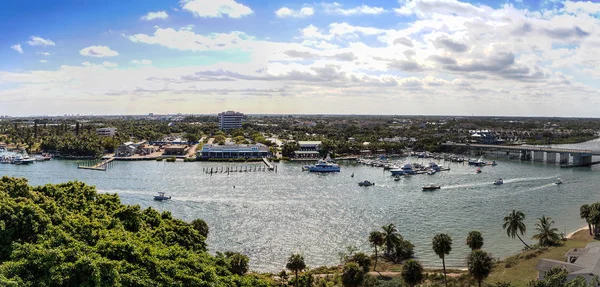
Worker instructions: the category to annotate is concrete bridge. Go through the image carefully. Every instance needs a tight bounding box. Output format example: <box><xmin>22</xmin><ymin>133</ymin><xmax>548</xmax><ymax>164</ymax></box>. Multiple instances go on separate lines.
<box><xmin>442</xmin><ymin>143</ymin><xmax>600</xmax><ymax>167</ymax></box>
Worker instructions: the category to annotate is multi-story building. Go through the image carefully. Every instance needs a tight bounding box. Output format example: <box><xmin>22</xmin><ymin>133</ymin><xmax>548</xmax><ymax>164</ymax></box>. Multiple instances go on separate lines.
<box><xmin>96</xmin><ymin>127</ymin><xmax>117</xmax><ymax>137</ymax></box>
<box><xmin>198</xmin><ymin>143</ymin><xmax>270</xmax><ymax>159</ymax></box>
<box><xmin>293</xmin><ymin>141</ymin><xmax>322</xmax><ymax>159</ymax></box>
<box><xmin>218</xmin><ymin>111</ymin><xmax>244</xmax><ymax>130</ymax></box>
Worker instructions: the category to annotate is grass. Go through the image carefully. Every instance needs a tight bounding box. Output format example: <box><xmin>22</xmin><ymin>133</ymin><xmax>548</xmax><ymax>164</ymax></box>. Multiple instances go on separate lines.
<box><xmin>486</xmin><ymin>229</ymin><xmax>596</xmax><ymax>286</ymax></box>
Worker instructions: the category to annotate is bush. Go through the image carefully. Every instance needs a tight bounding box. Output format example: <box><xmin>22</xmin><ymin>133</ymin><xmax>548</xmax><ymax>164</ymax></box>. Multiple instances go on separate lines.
<box><xmin>183</xmin><ymin>158</ymin><xmax>196</xmax><ymax>162</ymax></box>
<box><xmin>156</xmin><ymin>158</ymin><xmax>163</xmax><ymax>161</ymax></box>
<box><xmin>504</xmin><ymin>257</ymin><xmax>518</xmax><ymax>268</ymax></box>
<box><xmin>165</xmin><ymin>157</ymin><xmax>176</xmax><ymax>162</ymax></box>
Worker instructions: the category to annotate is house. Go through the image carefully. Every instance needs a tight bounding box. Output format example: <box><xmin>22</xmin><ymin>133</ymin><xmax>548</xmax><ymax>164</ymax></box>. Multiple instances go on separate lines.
<box><xmin>198</xmin><ymin>143</ymin><xmax>270</xmax><ymax>159</ymax></box>
<box><xmin>96</xmin><ymin>127</ymin><xmax>117</xmax><ymax>137</ymax></box>
<box><xmin>294</xmin><ymin>141</ymin><xmax>322</xmax><ymax>159</ymax></box>
<box><xmin>115</xmin><ymin>142</ymin><xmax>137</xmax><ymax>157</ymax></box>
<box><xmin>164</xmin><ymin>145</ymin><xmax>189</xmax><ymax>156</ymax></box>
<box><xmin>536</xmin><ymin>242</ymin><xmax>600</xmax><ymax>283</ymax></box>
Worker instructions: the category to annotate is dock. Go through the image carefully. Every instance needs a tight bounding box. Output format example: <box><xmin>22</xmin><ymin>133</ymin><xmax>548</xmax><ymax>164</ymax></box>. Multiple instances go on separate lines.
<box><xmin>78</xmin><ymin>158</ymin><xmax>115</xmax><ymax>171</ymax></box>
<box><xmin>262</xmin><ymin>157</ymin><xmax>275</xmax><ymax>170</ymax></box>
<box><xmin>203</xmin><ymin>164</ymin><xmax>276</xmax><ymax>175</ymax></box>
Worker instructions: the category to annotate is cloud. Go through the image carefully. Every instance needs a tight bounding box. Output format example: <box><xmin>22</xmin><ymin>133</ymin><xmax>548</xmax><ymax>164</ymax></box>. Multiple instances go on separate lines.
<box><xmin>181</xmin><ymin>0</ymin><xmax>253</xmax><ymax>18</ymax></box>
<box><xmin>11</xmin><ymin>44</ymin><xmax>23</xmax><ymax>54</ymax></box>
<box><xmin>103</xmin><ymin>62</ymin><xmax>118</xmax><ymax>68</ymax></box>
<box><xmin>395</xmin><ymin>0</ymin><xmax>490</xmax><ymax>17</ymax></box>
<box><xmin>393</xmin><ymin>37</ymin><xmax>414</xmax><ymax>47</ymax></box>
<box><xmin>39</xmin><ymin>60</ymin><xmax>47</xmax><ymax>63</ymax></box>
<box><xmin>140</xmin><ymin>11</ymin><xmax>169</xmax><ymax>20</ymax></box>
<box><xmin>37</xmin><ymin>52</ymin><xmax>50</xmax><ymax>56</ymax></box>
<box><xmin>127</xmin><ymin>28</ymin><xmax>251</xmax><ymax>51</ymax></box>
<box><xmin>275</xmin><ymin>7</ymin><xmax>314</xmax><ymax>18</ymax></box>
<box><xmin>322</xmin><ymin>3</ymin><xmax>386</xmax><ymax>15</ymax></box>
<box><xmin>130</xmin><ymin>59</ymin><xmax>152</xmax><ymax>65</ymax></box>
<box><xmin>433</xmin><ymin>36</ymin><xmax>468</xmax><ymax>53</ymax></box>
<box><xmin>79</xmin><ymin>46</ymin><xmax>119</xmax><ymax>57</ymax></box>
<box><xmin>81</xmin><ymin>62</ymin><xmax>92</xmax><ymax>66</ymax></box>
<box><xmin>563</xmin><ymin>1</ymin><xmax>600</xmax><ymax>14</ymax></box>
<box><xmin>27</xmin><ymin>36</ymin><xmax>55</xmax><ymax>47</ymax></box>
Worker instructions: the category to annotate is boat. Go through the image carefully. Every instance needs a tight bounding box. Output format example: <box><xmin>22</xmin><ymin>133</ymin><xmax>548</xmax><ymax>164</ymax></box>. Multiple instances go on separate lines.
<box><xmin>154</xmin><ymin>192</ymin><xmax>171</xmax><ymax>201</ymax></box>
<box><xmin>493</xmin><ymin>178</ymin><xmax>504</xmax><ymax>185</ymax></box>
<box><xmin>490</xmin><ymin>161</ymin><xmax>497</xmax><ymax>166</ymax></box>
<box><xmin>422</xmin><ymin>184</ymin><xmax>441</xmax><ymax>191</ymax></box>
<box><xmin>306</xmin><ymin>159</ymin><xmax>341</xmax><ymax>172</ymax></box>
<box><xmin>19</xmin><ymin>152</ymin><xmax>35</xmax><ymax>164</ymax></box>
<box><xmin>555</xmin><ymin>178</ymin><xmax>563</xmax><ymax>185</ymax></box>
<box><xmin>428</xmin><ymin>162</ymin><xmax>442</xmax><ymax>171</ymax></box>
<box><xmin>351</xmin><ymin>173</ymin><xmax>355</xmax><ymax>178</ymax></box>
<box><xmin>468</xmin><ymin>157</ymin><xmax>487</xmax><ymax>166</ymax></box>
<box><xmin>401</xmin><ymin>163</ymin><xmax>415</xmax><ymax>174</ymax></box>
<box><xmin>358</xmin><ymin>180</ymin><xmax>375</xmax><ymax>187</ymax></box>
<box><xmin>476</xmin><ymin>167</ymin><xmax>482</xmax><ymax>173</ymax></box>
<box><xmin>390</xmin><ymin>168</ymin><xmax>405</xmax><ymax>176</ymax></box>
<box><xmin>393</xmin><ymin>176</ymin><xmax>401</xmax><ymax>181</ymax></box>
<box><xmin>427</xmin><ymin>170</ymin><xmax>436</xmax><ymax>175</ymax></box>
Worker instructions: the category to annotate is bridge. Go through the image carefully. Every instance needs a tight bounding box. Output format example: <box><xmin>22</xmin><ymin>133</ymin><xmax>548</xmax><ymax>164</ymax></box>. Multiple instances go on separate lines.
<box><xmin>442</xmin><ymin>143</ymin><xmax>600</xmax><ymax>167</ymax></box>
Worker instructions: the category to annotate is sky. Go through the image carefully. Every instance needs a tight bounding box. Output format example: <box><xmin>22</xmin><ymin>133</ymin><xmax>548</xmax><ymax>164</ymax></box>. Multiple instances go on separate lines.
<box><xmin>1</xmin><ymin>0</ymin><xmax>600</xmax><ymax>117</ymax></box>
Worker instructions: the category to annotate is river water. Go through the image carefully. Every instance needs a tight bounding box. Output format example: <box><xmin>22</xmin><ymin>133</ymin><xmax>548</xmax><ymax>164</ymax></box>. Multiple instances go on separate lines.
<box><xmin>1</xmin><ymin>139</ymin><xmax>600</xmax><ymax>272</ymax></box>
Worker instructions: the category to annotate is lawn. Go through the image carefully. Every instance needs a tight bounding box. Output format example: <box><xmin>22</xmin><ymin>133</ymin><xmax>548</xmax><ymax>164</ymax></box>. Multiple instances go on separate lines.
<box><xmin>486</xmin><ymin>229</ymin><xmax>597</xmax><ymax>286</ymax></box>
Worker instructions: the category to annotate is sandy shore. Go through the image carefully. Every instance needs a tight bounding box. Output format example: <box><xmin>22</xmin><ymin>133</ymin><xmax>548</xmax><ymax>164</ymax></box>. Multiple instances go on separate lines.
<box><xmin>566</xmin><ymin>225</ymin><xmax>589</xmax><ymax>239</ymax></box>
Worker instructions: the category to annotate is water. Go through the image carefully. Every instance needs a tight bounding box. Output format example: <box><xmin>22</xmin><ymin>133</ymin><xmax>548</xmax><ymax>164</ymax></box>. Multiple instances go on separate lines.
<box><xmin>1</xmin><ymin>141</ymin><xmax>600</xmax><ymax>272</ymax></box>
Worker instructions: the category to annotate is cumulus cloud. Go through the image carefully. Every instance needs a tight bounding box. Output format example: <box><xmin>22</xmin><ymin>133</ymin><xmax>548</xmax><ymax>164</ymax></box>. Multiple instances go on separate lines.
<box><xmin>127</xmin><ymin>28</ymin><xmax>251</xmax><ymax>51</ymax></box>
<box><xmin>433</xmin><ymin>36</ymin><xmax>469</xmax><ymax>53</ymax></box>
<box><xmin>275</xmin><ymin>7</ymin><xmax>314</xmax><ymax>18</ymax></box>
<box><xmin>181</xmin><ymin>0</ymin><xmax>253</xmax><ymax>18</ymax></box>
<box><xmin>11</xmin><ymin>44</ymin><xmax>23</xmax><ymax>54</ymax></box>
<box><xmin>130</xmin><ymin>59</ymin><xmax>152</xmax><ymax>65</ymax></box>
<box><xmin>103</xmin><ymin>61</ymin><xmax>118</xmax><ymax>68</ymax></box>
<box><xmin>322</xmin><ymin>3</ymin><xmax>386</xmax><ymax>15</ymax></box>
<box><xmin>39</xmin><ymin>60</ymin><xmax>47</xmax><ymax>63</ymax></box>
<box><xmin>79</xmin><ymin>46</ymin><xmax>119</xmax><ymax>57</ymax></box>
<box><xmin>140</xmin><ymin>11</ymin><xmax>169</xmax><ymax>20</ymax></box>
<box><xmin>27</xmin><ymin>36</ymin><xmax>55</xmax><ymax>46</ymax></box>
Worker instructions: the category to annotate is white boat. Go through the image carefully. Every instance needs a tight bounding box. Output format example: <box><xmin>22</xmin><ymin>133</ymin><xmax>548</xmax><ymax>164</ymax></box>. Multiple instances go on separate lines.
<box><xmin>428</xmin><ymin>162</ymin><xmax>442</xmax><ymax>171</ymax></box>
<box><xmin>422</xmin><ymin>184</ymin><xmax>441</xmax><ymax>191</ymax></box>
<box><xmin>400</xmin><ymin>163</ymin><xmax>415</xmax><ymax>174</ymax></box>
<box><xmin>306</xmin><ymin>159</ymin><xmax>341</xmax><ymax>172</ymax></box>
<box><xmin>390</xmin><ymin>168</ymin><xmax>405</xmax><ymax>176</ymax></box>
<box><xmin>555</xmin><ymin>178</ymin><xmax>563</xmax><ymax>185</ymax></box>
<box><xmin>154</xmin><ymin>192</ymin><xmax>171</xmax><ymax>201</ymax></box>
<box><xmin>358</xmin><ymin>180</ymin><xmax>375</xmax><ymax>187</ymax></box>
<box><xmin>493</xmin><ymin>178</ymin><xmax>504</xmax><ymax>185</ymax></box>
<box><xmin>427</xmin><ymin>170</ymin><xmax>436</xmax><ymax>175</ymax></box>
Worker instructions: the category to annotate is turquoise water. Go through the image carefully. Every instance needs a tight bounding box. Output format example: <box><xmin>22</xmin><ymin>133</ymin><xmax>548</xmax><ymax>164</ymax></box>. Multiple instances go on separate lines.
<box><xmin>1</xmin><ymin>140</ymin><xmax>600</xmax><ymax>272</ymax></box>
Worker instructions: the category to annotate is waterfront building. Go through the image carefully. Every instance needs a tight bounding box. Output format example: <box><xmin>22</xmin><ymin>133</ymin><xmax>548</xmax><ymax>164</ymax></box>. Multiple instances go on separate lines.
<box><xmin>96</xmin><ymin>127</ymin><xmax>117</xmax><ymax>137</ymax></box>
<box><xmin>536</xmin><ymin>242</ymin><xmax>600</xmax><ymax>283</ymax></box>
<box><xmin>198</xmin><ymin>143</ymin><xmax>270</xmax><ymax>159</ymax></box>
<box><xmin>218</xmin><ymin>111</ymin><xmax>244</xmax><ymax>131</ymax></box>
<box><xmin>164</xmin><ymin>145</ymin><xmax>189</xmax><ymax>156</ymax></box>
<box><xmin>294</xmin><ymin>141</ymin><xmax>322</xmax><ymax>159</ymax></box>
<box><xmin>114</xmin><ymin>141</ymin><xmax>147</xmax><ymax>157</ymax></box>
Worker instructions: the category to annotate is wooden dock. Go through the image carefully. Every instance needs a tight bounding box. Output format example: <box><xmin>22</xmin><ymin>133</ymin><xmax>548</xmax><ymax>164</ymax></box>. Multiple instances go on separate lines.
<box><xmin>78</xmin><ymin>158</ymin><xmax>115</xmax><ymax>171</ymax></box>
<box><xmin>203</xmin><ymin>164</ymin><xmax>276</xmax><ymax>175</ymax></box>
<box><xmin>262</xmin><ymin>157</ymin><xmax>275</xmax><ymax>170</ymax></box>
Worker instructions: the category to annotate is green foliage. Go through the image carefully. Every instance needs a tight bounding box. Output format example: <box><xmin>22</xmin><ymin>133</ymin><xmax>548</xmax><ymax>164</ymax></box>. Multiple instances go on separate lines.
<box><xmin>347</xmin><ymin>252</ymin><xmax>371</xmax><ymax>273</ymax></box>
<box><xmin>503</xmin><ymin>209</ymin><xmax>531</xmax><ymax>249</ymax></box>
<box><xmin>401</xmin><ymin>259</ymin><xmax>424</xmax><ymax>287</ymax></box>
<box><xmin>467</xmin><ymin>250</ymin><xmax>493</xmax><ymax>286</ymax></box>
<box><xmin>0</xmin><ymin>176</ymin><xmax>269</xmax><ymax>287</ymax></box>
<box><xmin>286</xmin><ymin>253</ymin><xmax>306</xmax><ymax>286</ymax></box>
<box><xmin>380</xmin><ymin>223</ymin><xmax>414</xmax><ymax>262</ymax></box>
<box><xmin>341</xmin><ymin>263</ymin><xmax>364</xmax><ymax>287</ymax></box>
<box><xmin>532</xmin><ymin>216</ymin><xmax>562</xmax><ymax>247</ymax></box>
<box><xmin>191</xmin><ymin>218</ymin><xmax>209</xmax><ymax>238</ymax></box>
<box><xmin>466</xmin><ymin>230</ymin><xmax>484</xmax><ymax>251</ymax></box>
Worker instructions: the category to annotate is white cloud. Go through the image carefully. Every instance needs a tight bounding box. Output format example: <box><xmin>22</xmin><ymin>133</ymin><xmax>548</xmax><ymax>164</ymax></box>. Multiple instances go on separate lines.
<box><xmin>563</xmin><ymin>1</ymin><xmax>600</xmax><ymax>14</ymax></box>
<box><xmin>39</xmin><ymin>60</ymin><xmax>47</xmax><ymax>63</ymax></box>
<box><xmin>37</xmin><ymin>52</ymin><xmax>50</xmax><ymax>56</ymax></box>
<box><xmin>140</xmin><ymin>11</ymin><xmax>169</xmax><ymax>21</ymax></box>
<box><xmin>82</xmin><ymin>62</ymin><xmax>92</xmax><ymax>66</ymax></box>
<box><xmin>103</xmin><ymin>61</ymin><xmax>118</xmax><ymax>68</ymax></box>
<box><xmin>181</xmin><ymin>0</ymin><xmax>253</xmax><ymax>18</ymax></box>
<box><xmin>180</xmin><ymin>24</ymin><xmax>195</xmax><ymax>31</ymax></box>
<box><xmin>11</xmin><ymin>44</ymin><xmax>23</xmax><ymax>54</ymax></box>
<box><xmin>275</xmin><ymin>7</ymin><xmax>314</xmax><ymax>18</ymax></box>
<box><xmin>27</xmin><ymin>36</ymin><xmax>55</xmax><ymax>46</ymax></box>
<box><xmin>79</xmin><ymin>46</ymin><xmax>119</xmax><ymax>57</ymax></box>
<box><xmin>322</xmin><ymin>3</ymin><xmax>386</xmax><ymax>15</ymax></box>
<box><xmin>130</xmin><ymin>59</ymin><xmax>152</xmax><ymax>65</ymax></box>
<box><xmin>127</xmin><ymin>28</ymin><xmax>251</xmax><ymax>51</ymax></box>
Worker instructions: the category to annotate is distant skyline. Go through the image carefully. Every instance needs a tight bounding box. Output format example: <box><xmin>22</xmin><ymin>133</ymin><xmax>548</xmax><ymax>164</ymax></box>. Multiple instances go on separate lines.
<box><xmin>1</xmin><ymin>0</ymin><xmax>600</xmax><ymax>116</ymax></box>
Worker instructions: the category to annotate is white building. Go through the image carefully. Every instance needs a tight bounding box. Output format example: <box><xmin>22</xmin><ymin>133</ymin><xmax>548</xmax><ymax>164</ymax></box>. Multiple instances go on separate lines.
<box><xmin>96</xmin><ymin>127</ymin><xmax>117</xmax><ymax>137</ymax></box>
<box><xmin>218</xmin><ymin>111</ymin><xmax>244</xmax><ymax>131</ymax></box>
<box><xmin>536</xmin><ymin>242</ymin><xmax>600</xmax><ymax>283</ymax></box>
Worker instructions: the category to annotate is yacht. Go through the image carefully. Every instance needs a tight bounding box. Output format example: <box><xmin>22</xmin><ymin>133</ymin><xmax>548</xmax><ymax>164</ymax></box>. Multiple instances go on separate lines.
<box><xmin>493</xmin><ymin>178</ymin><xmax>504</xmax><ymax>185</ymax></box>
<box><xmin>468</xmin><ymin>157</ymin><xmax>487</xmax><ymax>166</ymax></box>
<box><xmin>428</xmin><ymin>162</ymin><xmax>442</xmax><ymax>172</ymax></box>
<box><xmin>389</xmin><ymin>168</ymin><xmax>405</xmax><ymax>176</ymax></box>
<box><xmin>400</xmin><ymin>163</ymin><xmax>415</xmax><ymax>174</ymax></box>
<box><xmin>306</xmin><ymin>159</ymin><xmax>341</xmax><ymax>172</ymax></box>
<box><xmin>154</xmin><ymin>192</ymin><xmax>171</xmax><ymax>201</ymax></box>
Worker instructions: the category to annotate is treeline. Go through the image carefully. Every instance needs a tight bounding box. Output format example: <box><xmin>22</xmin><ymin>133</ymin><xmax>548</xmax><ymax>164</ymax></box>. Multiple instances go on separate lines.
<box><xmin>0</xmin><ymin>177</ymin><xmax>270</xmax><ymax>286</ymax></box>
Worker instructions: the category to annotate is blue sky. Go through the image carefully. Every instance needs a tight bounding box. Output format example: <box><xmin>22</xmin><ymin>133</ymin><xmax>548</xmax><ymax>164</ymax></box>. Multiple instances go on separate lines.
<box><xmin>1</xmin><ymin>0</ymin><xmax>600</xmax><ymax>116</ymax></box>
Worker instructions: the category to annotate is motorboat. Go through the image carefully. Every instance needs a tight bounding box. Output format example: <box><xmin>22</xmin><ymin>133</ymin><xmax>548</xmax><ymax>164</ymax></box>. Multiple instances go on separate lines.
<box><xmin>393</xmin><ymin>176</ymin><xmax>401</xmax><ymax>181</ymax></box>
<box><xmin>468</xmin><ymin>157</ymin><xmax>487</xmax><ymax>166</ymax></box>
<box><xmin>154</xmin><ymin>192</ymin><xmax>171</xmax><ymax>201</ymax></box>
<box><xmin>493</xmin><ymin>178</ymin><xmax>504</xmax><ymax>185</ymax></box>
<box><xmin>358</xmin><ymin>180</ymin><xmax>375</xmax><ymax>187</ymax></box>
<box><xmin>476</xmin><ymin>167</ymin><xmax>482</xmax><ymax>173</ymax></box>
<box><xmin>555</xmin><ymin>178</ymin><xmax>563</xmax><ymax>185</ymax></box>
<box><xmin>422</xmin><ymin>184</ymin><xmax>441</xmax><ymax>191</ymax></box>
<box><xmin>490</xmin><ymin>161</ymin><xmax>497</xmax><ymax>166</ymax></box>
<box><xmin>400</xmin><ymin>163</ymin><xmax>415</xmax><ymax>174</ymax></box>
<box><xmin>390</xmin><ymin>168</ymin><xmax>405</xmax><ymax>176</ymax></box>
<box><xmin>306</xmin><ymin>159</ymin><xmax>341</xmax><ymax>172</ymax></box>
<box><xmin>351</xmin><ymin>173</ymin><xmax>355</xmax><ymax>178</ymax></box>
<box><xmin>428</xmin><ymin>162</ymin><xmax>442</xmax><ymax>172</ymax></box>
<box><xmin>427</xmin><ymin>170</ymin><xmax>436</xmax><ymax>175</ymax></box>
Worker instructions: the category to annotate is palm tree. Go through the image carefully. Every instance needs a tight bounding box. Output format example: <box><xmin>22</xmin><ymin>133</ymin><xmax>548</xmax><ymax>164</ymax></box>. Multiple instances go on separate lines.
<box><xmin>432</xmin><ymin>233</ymin><xmax>452</xmax><ymax>287</ymax></box>
<box><xmin>581</xmin><ymin>204</ymin><xmax>592</xmax><ymax>235</ymax></box>
<box><xmin>502</xmin><ymin>210</ymin><xmax>531</xmax><ymax>249</ymax></box>
<box><xmin>532</xmin><ymin>216</ymin><xmax>561</xmax><ymax>247</ymax></box>
<box><xmin>381</xmin><ymin>223</ymin><xmax>401</xmax><ymax>257</ymax></box>
<box><xmin>401</xmin><ymin>259</ymin><xmax>424</xmax><ymax>287</ymax></box>
<box><xmin>466</xmin><ymin>230</ymin><xmax>484</xmax><ymax>251</ymax></box>
<box><xmin>368</xmin><ymin>231</ymin><xmax>385</xmax><ymax>271</ymax></box>
<box><xmin>341</xmin><ymin>263</ymin><xmax>365</xmax><ymax>287</ymax></box>
<box><xmin>467</xmin><ymin>250</ymin><xmax>493</xmax><ymax>287</ymax></box>
<box><xmin>286</xmin><ymin>253</ymin><xmax>306</xmax><ymax>286</ymax></box>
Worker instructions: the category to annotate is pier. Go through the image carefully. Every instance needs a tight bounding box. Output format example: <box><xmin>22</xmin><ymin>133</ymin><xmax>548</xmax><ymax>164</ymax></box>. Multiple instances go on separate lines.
<box><xmin>203</xmin><ymin>164</ymin><xmax>276</xmax><ymax>175</ymax></box>
<box><xmin>77</xmin><ymin>158</ymin><xmax>115</xmax><ymax>171</ymax></box>
<box><xmin>443</xmin><ymin>143</ymin><xmax>600</xmax><ymax>167</ymax></box>
<box><xmin>262</xmin><ymin>157</ymin><xmax>275</xmax><ymax>170</ymax></box>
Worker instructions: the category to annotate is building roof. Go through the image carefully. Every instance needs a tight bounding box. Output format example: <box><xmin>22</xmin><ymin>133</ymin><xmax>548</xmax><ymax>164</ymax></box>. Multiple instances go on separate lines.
<box><xmin>201</xmin><ymin>144</ymin><xmax>268</xmax><ymax>152</ymax></box>
<box><xmin>537</xmin><ymin>242</ymin><xmax>600</xmax><ymax>276</ymax></box>
<box><xmin>298</xmin><ymin>141</ymin><xmax>322</xmax><ymax>146</ymax></box>
<box><xmin>165</xmin><ymin>145</ymin><xmax>188</xmax><ymax>150</ymax></box>
<box><xmin>536</xmin><ymin>259</ymin><xmax>584</xmax><ymax>273</ymax></box>
<box><xmin>294</xmin><ymin>151</ymin><xmax>320</xmax><ymax>154</ymax></box>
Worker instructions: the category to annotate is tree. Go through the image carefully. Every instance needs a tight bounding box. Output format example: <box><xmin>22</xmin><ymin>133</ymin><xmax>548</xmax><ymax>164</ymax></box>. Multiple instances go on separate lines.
<box><xmin>286</xmin><ymin>253</ymin><xmax>306</xmax><ymax>286</ymax></box>
<box><xmin>580</xmin><ymin>204</ymin><xmax>592</xmax><ymax>235</ymax></box>
<box><xmin>368</xmin><ymin>231</ymin><xmax>385</xmax><ymax>271</ymax></box>
<box><xmin>432</xmin><ymin>233</ymin><xmax>452</xmax><ymax>287</ymax></box>
<box><xmin>227</xmin><ymin>252</ymin><xmax>249</xmax><ymax>275</ymax></box>
<box><xmin>401</xmin><ymin>259</ymin><xmax>423</xmax><ymax>287</ymax></box>
<box><xmin>348</xmin><ymin>252</ymin><xmax>371</xmax><ymax>273</ymax></box>
<box><xmin>503</xmin><ymin>210</ymin><xmax>531</xmax><ymax>249</ymax></box>
<box><xmin>191</xmin><ymin>219</ymin><xmax>209</xmax><ymax>238</ymax></box>
<box><xmin>466</xmin><ymin>230</ymin><xmax>484</xmax><ymax>251</ymax></box>
<box><xmin>341</xmin><ymin>262</ymin><xmax>365</xmax><ymax>287</ymax></box>
<box><xmin>467</xmin><ymin>250</ymin><xmax>493</xmax><ymax>287</ymax></box>
<box><xmin>382</xmin><ymin>223</ymin><xmax>401</xmax><ymax>257</ymax></box>
<box><xmin>532</xmin><ymin>216</ymin><xmax>561</xmax><ymax>247</ymax></box>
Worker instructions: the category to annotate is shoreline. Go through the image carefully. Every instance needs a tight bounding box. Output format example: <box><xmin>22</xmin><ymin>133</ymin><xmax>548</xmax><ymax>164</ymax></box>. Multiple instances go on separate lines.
<box><xmin>566</xmin><ymin>225</ymin><xmax>589</xmax><ymax>239</ymax></box>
